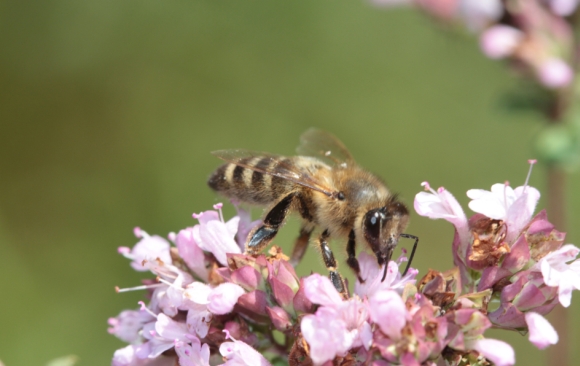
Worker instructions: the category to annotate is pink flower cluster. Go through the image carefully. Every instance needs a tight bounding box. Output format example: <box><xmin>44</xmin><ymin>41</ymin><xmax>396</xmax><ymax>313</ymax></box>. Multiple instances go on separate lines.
<box><xmin>374</xmin><ymin>0</ymin><xmax>577</xmax><ymax>89</ymax></box>
<box><xmin>109</xmin><ymin>162</ymin><xmax>578</xmax><ymax>365</ymax></box>
<box><xmin>110</xmin><ymin>205</ymin><xmax>269</xmax><ymax>366</ymax></box>
<box><xmin>414</xmin><ymin>161</ymin><xmax>579</xmax><ymax>348</ymax></box>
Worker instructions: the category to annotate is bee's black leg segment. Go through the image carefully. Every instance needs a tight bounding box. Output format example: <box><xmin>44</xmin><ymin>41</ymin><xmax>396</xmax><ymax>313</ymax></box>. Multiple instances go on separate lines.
<box><xmin>400</xmin><ymin>233</ymin><xmax>419</xmax><ymax>276</ymax></box>
<box><xmin>246</xmin><ymin>192</ymin><xmax>297</xmax><ymax>254</ymax></box>
<box><xmin>247</xmin><ymin>226</ymin><xmax>278</xmax><ymax>250</ymax></box>
<box><xmin>345</xmin><ymin>229</ymin><xmax>363</xmax><ymax>283</ymax></box>
<box><xmin>329</xmin><ymin>271</ymin><xmax>345</xmax><ymax>295</ymax></box>
<box><xmin>318</xmin><ymin>229</ymin><xmax>348</xmax><ymax>296</ymax></box>
<box><xmin>290</xmin><ymin>225</ymin><xmax>313</xmax><ymax>266</ymax></box>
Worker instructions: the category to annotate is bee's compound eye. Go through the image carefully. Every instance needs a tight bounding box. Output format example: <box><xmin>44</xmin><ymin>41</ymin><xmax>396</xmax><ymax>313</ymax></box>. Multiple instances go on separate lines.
<box><xmin>363</xmin><ymin>209</ymin><xmax>381</xmax><ymax>241</ymax></box>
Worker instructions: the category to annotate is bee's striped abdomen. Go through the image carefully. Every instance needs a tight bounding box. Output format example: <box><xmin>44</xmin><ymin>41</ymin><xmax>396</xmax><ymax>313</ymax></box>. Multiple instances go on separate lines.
<box><xmin>208</xmin><ymin>156</ymin><xmax>291</xmax><ymax>205</ymax></box>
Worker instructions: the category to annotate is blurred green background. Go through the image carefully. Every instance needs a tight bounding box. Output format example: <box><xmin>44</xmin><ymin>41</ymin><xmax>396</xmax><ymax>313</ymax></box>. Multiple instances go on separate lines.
<box><xmin>1</xmin><ymin>0</ymin><xmax>579</xmax><ymax>365</ymax></box>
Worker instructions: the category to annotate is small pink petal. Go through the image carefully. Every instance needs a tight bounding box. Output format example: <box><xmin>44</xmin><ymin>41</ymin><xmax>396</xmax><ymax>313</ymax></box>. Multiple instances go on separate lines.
<box><xmin>208</xmin><ymin>283</ymin><xmax>245</xmax><ymax>315</ymax></box>
<box><xmin>368</xmin><ymin>290</ymin><xmax>407</xmax><ymax>340</ymax></box>
<box><xmin>219</xmin><ymin>332</ymin><xmax>271</xmax><ymax>366</ymax></box>
<box><xmin>538</xmin><ymin>58</ymin><xmax>574</xmax><ymax>89</ymax></box>
<box><xmin>480</xmin><ymin>25</ymin><xmax>523</xmax><ymax>59</ymax></box>
<box><xmin>303</xmin><ymin>274</ymin><xmax>343</xmax><ymax>307</ymax></box>
<box><xmin>472</xmin><ymin>338</ymin><xmax>515</xmax><ymax>366</ymax></box>
<box><xmin>133</xmin><ymin>227</ymin><xmax>143</xmax><ymax>238</ymax></box>
<box><xmin>301</xmin><ymin>307</ymin><xmax>351</xmax><ymax>365</ymax></box>
<box><xmin>549</xmin><ymin>0</ymin><xmax>580</xmax><ymax>16</ymax></box>
<box><xmin>525</xmin><ymin>312</ymin><xmax>558</xmax><ymax>349</ymax></box>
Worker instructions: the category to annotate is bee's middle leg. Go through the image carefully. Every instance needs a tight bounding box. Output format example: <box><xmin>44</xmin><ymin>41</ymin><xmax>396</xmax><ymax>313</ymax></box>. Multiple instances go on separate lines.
<box><xmin>246</xmin><ymin>192</ymin><xmax>297</xmax><ymax>255</ymax></box>
<box><xmin>318</xmin><ymin>229</ymin><xmax>348</xmax><ymax>297</ymax></box>
<box><xmin>290</xmin><ymin>225</ymin><xmax>313</xmax><ymax>266</ymax></box>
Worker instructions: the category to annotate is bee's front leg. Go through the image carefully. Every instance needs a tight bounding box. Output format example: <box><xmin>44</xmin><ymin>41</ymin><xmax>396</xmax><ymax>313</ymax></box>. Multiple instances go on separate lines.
<box><xmin>246</xmin><ymin>192</ymin><xmax>297</xmax><ymax>255</ymax></box>
<box><xmin>318</xmin><ymin>229</ymin><xmax>348</xmax><ymax>297</ymax></box>
<box><xmin>345</xmin><ymin>229</ymin><xmax>364</xmax><ymax>283</ymax></box>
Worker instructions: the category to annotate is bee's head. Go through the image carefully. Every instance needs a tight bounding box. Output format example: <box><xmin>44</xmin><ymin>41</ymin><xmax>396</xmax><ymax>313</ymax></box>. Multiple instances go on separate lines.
<box><xmin>362</xmin><ymin>200</ymin><xmax>409</xmax><ymax>281</ymax></box>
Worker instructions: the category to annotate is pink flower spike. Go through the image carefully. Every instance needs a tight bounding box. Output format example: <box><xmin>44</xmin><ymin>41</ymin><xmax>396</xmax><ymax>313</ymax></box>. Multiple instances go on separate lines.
<box><xmin>525</xmin><ymin>312</ymin><xmax>558</xmax><ymax>349</ymax></box>
<box><xmin>480</xmin><ymin>25</ymin><xmax>523</xmax><ymax>59</ymax></box>
<box><xmin>219</xmin><ymin>330</ymin><xmax>271</xmax><ymax>366</ymax></box>
<box><xmin>471</xmin><ymin>338</ymin><xmax>515</xmax><ymax>366</ymax></box>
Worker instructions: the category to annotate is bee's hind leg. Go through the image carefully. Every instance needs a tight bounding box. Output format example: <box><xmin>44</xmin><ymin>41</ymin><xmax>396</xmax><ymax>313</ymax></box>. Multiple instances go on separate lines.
<box><xmin>246</xmin><ymin>192</ymin><xmax>297</xmax><ymax>255</ymax></box>
<box><xmin>290</xmin><ymin>224</ymin><xmax>314</xmax><ymax>266</ymax></box>
<box><xmin>318</xmin><ymin>229</ymin><xmax>349</xmax><ymax>297</ymax></box>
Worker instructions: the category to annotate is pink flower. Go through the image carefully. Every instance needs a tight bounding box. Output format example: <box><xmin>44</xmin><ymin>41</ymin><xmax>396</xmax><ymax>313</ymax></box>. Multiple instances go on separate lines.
<box><xmin>480</xmin><ymin>25</ymin><xmax>523</xmax><ymax>59</ymax></box>
<box><xmin>182</xmin><ymin>281</ymin><xmax>245</xmax><ymax>335</ymax></box>
<box><xmin>207</xmin><ymin>282</ymin><xmax>246</xmax><ymax>315</ymax></box>
<box><xmin>303</xmin><ymin>273</ymin><xmax>343</xmax><ymax>307</ymax></box>
<box><xmin>354</xmin><ymin>252</ymin><xmax>417</xmax><ymax>299</ymax></box>
<box><xmin>219</xmin><ymin>330</ymin><xmax>271</xmax><ymax>366</ymax></box>
<box><xmin>548</xmin><ymin>0</ymin><xmax>580</xmax><ymax>16</ymax></box>
<box><xmin>175</xmin><ymin>339</ymin><xmax>211</xmax><ymax>366</ymax></box>
<box><xmin>414</xmin><ymin>182</ymin><xmax>470</xmax><ymax>283</ymax></box>
<box><xmin>145</xmin><ymin>263</ymin><xmax>193</xmax><ymax>317</ymax></box>
<box><xmin>141</xmin><ymin>314</ymin><xmax>197</xmax><ymax>359</ymax></box>
<box><xmin>470</xmin><ymin>338</ymin><xmax>515</xmax><ymax>366</ymax></box>
<box><xmin>112</xmin><ymin>345</ymin><xmax>146</xmax><ymax>366</ymax></box>
<box><xmin>175</xmin><ymin>227</ymin><xmax>208</xmax><ymax>281</ymax></box>
<box><xmin>538</xmin><ymin>244</ymin><xmax>580</xmax><ymax>307</ymax></box>
<box><xmin>414</xmin><ymin>182</ymin><xmax>468</xmax><ymax>241</ymax></box>
<box><xmin>467</xmin><ymin>181</ymin><xmax>540</xmax><ymax>244</ymax></box>
<box><xmin>525</xmin><ymin>312</ymin><xmax>558</xmax><ymax>349</ymax></box>
<box><xmin>120</xmin><ymin>232</ymin><xmax>172</xmax><ymax>272</ymax></box>
<box><xmin>459</xmin><ymin>0</ymin><xmax>503</xmax><ymax>31</ymax></box>
<box><xmin>234</xmin><ymin>205</ymin><xmax>262</xmax><ymax>250</ymax></box>
<box><xmin>537</xmin><ymin>58</ymin><xmax>574</xmax><ymax>89</ymax></box>
<box><xmin>193</xmin><ymin>207</ymin><xmax>241</xmax><ymax>266</ymax></box>
<box><xmin>301</xmin><ymin>307</ymin><xmax>352</xmax><ymax>365</ymax></box>
<box><xmin>301</xmin><ymin>274</ymin><xmax>373</xmax><ymax>363</ymax></box>
<box><xmin>368</xmin><ymin>289</ymin><xmax>407</xmax><ymax>340</ymax></box>
<box><xmin>108</xmin><ymin>309</ymin><xmax>155</xmax><ymax>343</ymax></box>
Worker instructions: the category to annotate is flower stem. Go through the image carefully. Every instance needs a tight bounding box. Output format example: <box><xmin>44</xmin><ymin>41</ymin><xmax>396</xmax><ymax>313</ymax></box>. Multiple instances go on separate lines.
<box><xmin>546</xmin><ymin>164</ymin><xmax>568</xmax><ymax>366</ymax></box>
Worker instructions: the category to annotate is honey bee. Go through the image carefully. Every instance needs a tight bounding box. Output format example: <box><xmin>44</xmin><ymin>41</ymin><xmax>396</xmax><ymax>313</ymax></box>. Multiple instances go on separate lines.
<box><xmin>208</xmin><ymin>128</ymin><xmax>418</xmax><ymax>293</ymax></box>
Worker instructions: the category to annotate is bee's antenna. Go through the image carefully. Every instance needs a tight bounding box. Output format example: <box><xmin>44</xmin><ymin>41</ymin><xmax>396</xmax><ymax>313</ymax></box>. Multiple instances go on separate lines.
<box><xmin>400</xmin><ymin>233</ymin><xmax>419</xmax><ymax>276</ymax></box>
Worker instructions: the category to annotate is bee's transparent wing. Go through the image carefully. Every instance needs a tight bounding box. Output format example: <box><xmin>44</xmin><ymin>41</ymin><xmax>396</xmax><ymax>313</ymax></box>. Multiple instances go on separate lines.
<box><xmin>211</xmin><ymin>149</ymin><xmax>336</xmax><ymax>197</ymax></box>
<box><xmin>296</xmin><ymin>128</ymin><xmax>355</xmax><ymax>167</ymax></box>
